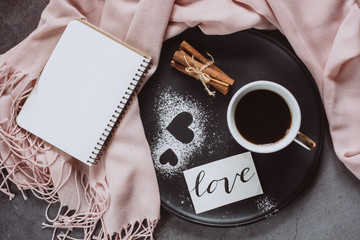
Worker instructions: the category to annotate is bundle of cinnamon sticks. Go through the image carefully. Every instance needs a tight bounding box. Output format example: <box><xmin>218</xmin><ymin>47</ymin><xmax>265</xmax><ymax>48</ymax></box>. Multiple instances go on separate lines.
<box><xmin>171</xmin><ymin>41</ymin><xmax>234</xmax><ymax>95</ymax></box>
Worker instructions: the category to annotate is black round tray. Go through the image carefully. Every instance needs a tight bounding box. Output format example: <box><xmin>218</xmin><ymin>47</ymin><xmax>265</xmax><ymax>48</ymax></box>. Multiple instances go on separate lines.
<box><xmin>138</xmin><ymin>28</ymin><xmax>325</xmax><ymax>226</ymax></box>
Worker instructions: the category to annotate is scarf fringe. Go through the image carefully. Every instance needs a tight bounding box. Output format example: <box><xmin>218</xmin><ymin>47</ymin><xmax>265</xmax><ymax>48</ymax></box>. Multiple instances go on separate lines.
<box><xmin>42</xmin><ymin>170</ymin><xmax>158</xmax><ymax>240</ymax></box>
<box><xmin>42</xmin><ymin>172</ymin><xmax>111</xmax><ymax>240</ymax></box>
<box><xmin>0</xmin><ymin>63</ymin><xmax>158</xmax><ymax>239</ymax></box>
<box><xmin>48</xmin><ymin>218</ymin><xmax>159</xmax><ymax>240</ymax></box>
<box><xmin>0</xmin><ymin>62</ymin><xmax>54</xmax><ymax>200</ymax></box>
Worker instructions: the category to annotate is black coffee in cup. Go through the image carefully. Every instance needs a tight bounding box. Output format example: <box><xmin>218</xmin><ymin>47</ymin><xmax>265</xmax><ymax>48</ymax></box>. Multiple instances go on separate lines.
<box><xmin>234</xmin><ymin>89</ymin><xmax>291</xmax><ymax>145</ymax></box>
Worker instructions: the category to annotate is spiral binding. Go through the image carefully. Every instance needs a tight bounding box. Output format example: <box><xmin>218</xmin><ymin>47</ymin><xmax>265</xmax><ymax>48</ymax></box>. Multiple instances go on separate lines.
<box><xmin>87</xmin><ymin>57</ymin><xmax>152</xmax><ymax>165</ymax></box>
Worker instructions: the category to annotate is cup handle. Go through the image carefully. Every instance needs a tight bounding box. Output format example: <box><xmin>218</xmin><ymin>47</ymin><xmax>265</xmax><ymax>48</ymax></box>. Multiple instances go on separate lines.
<box><xmin>294</xmin><ymin>131</ymin><xmax>316</xmax><ymax>150</ymax></box>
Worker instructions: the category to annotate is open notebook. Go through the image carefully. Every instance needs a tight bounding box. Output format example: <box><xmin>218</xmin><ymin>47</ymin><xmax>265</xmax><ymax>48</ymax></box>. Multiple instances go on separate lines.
<box><xmin>16</xmin><ymin>20</ymin><xmax>151</xmax><ymax>166</ymax></box>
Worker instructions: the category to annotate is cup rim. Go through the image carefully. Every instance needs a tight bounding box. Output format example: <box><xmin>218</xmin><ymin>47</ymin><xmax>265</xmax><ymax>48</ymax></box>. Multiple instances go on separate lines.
<box><xmin>227</xmin><ymin>80</ymin><xmax>301</xmax><ymax>153</ymax></box>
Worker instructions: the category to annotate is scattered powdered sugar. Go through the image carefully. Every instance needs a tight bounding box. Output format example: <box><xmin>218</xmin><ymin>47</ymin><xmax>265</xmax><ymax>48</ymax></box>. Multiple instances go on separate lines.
<box><xmin>150</xmin><ymin>87</ymin><xmax>210</xmax><ymax>177</ymax></box>
<box><xmin>255</xmin><ymin>195</ymin><xmax>278</xmax><ymax>216</ymax></box>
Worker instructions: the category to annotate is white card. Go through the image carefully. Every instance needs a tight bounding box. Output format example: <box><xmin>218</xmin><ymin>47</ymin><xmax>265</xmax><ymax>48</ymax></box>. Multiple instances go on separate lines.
<box><xmin>183</xmin><ymin>152</ymin><xmax>263</xmax><ymax>214</ymax></box>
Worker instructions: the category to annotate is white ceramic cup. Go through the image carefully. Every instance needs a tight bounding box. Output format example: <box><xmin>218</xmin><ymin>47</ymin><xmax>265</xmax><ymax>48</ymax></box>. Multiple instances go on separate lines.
<box><xmin>227</xmin><ymin>80</ymin><xmax>315</xmax><ymax>153</ymax></box>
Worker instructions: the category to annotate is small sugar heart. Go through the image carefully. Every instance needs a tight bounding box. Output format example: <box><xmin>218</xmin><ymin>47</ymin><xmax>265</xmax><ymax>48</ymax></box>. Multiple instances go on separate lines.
<box><xmin>166</xmin><ymin>112</ymin><xmax>194</xmax><ymax>144</ymax></box>
<box><xmin>159</xmin><ymin>148</ymin><xmax>178</xmax><ymax>166</ymax></box>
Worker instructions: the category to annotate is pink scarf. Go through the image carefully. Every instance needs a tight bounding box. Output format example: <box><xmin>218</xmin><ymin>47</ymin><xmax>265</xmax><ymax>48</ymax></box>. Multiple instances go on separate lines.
<box><xmin>1</xmin><ymin>0</ymin><xmax>359</xmax><ymax>239</ymax></box>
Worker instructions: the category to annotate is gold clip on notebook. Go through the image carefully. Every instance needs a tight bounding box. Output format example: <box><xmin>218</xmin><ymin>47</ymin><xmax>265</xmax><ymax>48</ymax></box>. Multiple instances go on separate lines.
<box><xmin>16</xmin><ymin>20</ymin><xmax>151</xmax><ymax>166</ymax></box>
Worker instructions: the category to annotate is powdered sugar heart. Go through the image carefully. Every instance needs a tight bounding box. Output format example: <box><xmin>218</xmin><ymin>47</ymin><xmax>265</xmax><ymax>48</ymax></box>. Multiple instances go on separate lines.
<box><xmin>159</xmin><ymin>148</ymin><xmax>178</xmax><ymax>166</ymax></box>
<box><xmin>166</xmin><ymin>111</ymin><xmax>194</xmax><ymax>144</ymax></box>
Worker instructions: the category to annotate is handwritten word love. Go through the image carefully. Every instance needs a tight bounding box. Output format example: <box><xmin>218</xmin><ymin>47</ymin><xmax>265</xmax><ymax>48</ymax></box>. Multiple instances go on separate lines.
<box><xmin>192</xmin><ymin>168</ymin><xmax>255</xmax><ymax>197</ymax></box>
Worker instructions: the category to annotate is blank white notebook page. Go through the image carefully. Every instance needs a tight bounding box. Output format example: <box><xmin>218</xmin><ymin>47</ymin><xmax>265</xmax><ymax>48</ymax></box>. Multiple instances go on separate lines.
<box><xmin>16</xmin><ymin>20</ymin><xmax>149</xmax><ymax>165</ymax></box>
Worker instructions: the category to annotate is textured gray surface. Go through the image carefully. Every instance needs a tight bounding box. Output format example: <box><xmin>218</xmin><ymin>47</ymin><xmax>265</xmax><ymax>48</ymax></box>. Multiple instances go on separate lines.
<box><xmin>1</xmin><ymin>1</ymin><xmax>360</xmax><ymax>240</ymax></box>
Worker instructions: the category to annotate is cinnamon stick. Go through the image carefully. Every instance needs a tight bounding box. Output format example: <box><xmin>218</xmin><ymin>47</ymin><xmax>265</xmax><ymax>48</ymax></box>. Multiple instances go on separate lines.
<box><xmin>171</xmin><ymin>60</ymin><xmax>229</xmax><ymax>87</ymax></box>
<box><xmin>180</xmin><ymin>41</ymin><xmax>234</xmax><ymax>86</ymax></box>
<box><xmin>173</xmin><ymin>50</ymin><xmax>234</xmax><ymax>86</ymax></box>
<box><xmin>170</xmin><ymin>60</ymin><xmax>229</xmax><ymax>95</ymax></box>
<box><xmin>209</xmin><ymin>80</ymin><xmax>230</xmax><ymax>95</ymax></box>
<box><xmin>180</xmin><ymin>40</ymin><xmax>224</xmax><ymax>74</ymax></box>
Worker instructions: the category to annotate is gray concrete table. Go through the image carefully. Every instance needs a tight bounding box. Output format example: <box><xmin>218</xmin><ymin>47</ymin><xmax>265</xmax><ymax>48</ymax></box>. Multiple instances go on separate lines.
<box><xmin>1</xmin><ymin>1</ymin><xmax>359</xmax><ymax>239</ymax></box>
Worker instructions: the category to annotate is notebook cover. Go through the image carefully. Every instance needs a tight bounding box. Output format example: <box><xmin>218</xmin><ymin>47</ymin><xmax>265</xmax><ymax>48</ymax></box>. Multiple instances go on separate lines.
<box><xmin>16</xmin><ymin>20</ymin><xmax>150</xmax><ymax>165</ymax></box>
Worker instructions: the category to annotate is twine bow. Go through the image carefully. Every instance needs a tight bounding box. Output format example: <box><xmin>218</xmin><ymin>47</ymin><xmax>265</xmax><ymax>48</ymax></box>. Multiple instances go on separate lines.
<box><xmin>184</xmin><ymin>54</ymin><xmax>216</xmax><ymax>96</ymax></box>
